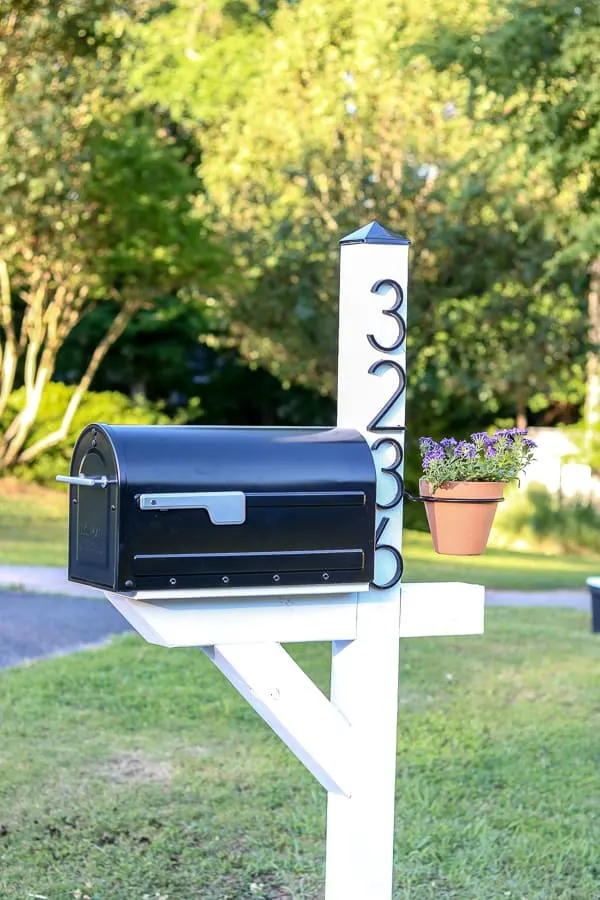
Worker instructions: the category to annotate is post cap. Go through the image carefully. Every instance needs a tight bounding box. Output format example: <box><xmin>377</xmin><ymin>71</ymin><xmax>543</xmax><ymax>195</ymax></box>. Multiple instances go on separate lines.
<box><xmin>340</xmin><ymin>221</ymin><xmax>411</xmax><ymax>246</ymax></box>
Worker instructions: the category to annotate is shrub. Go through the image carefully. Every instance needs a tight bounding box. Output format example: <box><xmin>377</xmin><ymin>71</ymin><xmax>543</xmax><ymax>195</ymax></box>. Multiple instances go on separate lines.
<box><xmin>1</xmin><ymin>383</ymin><xmax>173</xmax><ymax>485</ymax></box>
<box><xmin>491</xmin><ymin>481</ymin><xmax>600</xmax><ymax>555</ymax></box>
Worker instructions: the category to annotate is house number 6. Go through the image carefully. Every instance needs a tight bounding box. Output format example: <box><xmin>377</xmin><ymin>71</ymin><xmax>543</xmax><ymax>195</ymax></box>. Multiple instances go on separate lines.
<box><xmin>367</xmin><ymin>277</ymin><xmax>406</xmax><ymax>590</ymax></box>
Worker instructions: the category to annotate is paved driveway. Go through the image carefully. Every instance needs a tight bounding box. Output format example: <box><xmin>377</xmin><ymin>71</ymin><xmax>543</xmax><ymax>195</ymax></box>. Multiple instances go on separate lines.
<box><xmin>0</xmin><ymin>589</ymin><xmax>132</xmax><ymax>669</ymax></box>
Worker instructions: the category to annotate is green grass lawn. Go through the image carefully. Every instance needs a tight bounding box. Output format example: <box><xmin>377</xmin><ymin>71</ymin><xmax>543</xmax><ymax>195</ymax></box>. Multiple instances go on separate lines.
<box><xmin>403</xmin><ymin>530</ymin><xmax>599</xmax><ymax>590</ymax></box>
<box><xmin>0</xmin><ymin>607</ymin><xmax>599</xmax><ymax>898</ymax></box>
<box><xmin>0</xmin><ymin>479</ymin><xmax>69</xmax><ymax>566</ymax></box>
<box><xmin>1</xmin><ymin>479</ymin><xmax>598</xmax><ymax>589</ymax></box>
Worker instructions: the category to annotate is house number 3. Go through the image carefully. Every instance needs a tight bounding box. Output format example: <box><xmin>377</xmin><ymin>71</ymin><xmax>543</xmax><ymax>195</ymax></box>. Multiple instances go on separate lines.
<box><xmin>367</xmin><ymin>278</ymin><xmax>406</xmax><ymax>590</ymax></box>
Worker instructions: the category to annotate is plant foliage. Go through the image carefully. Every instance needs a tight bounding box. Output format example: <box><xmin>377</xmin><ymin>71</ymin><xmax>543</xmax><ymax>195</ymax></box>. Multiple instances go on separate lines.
<box><xmin>419</xmin><ymin>429</ymin><xmax>537</xmax><ymax>492</ymax></box>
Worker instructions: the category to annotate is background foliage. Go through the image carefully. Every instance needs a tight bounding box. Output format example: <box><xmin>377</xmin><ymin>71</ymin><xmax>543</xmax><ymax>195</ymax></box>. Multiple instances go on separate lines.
<box><xmin>0</xmin><ymin>0</ymin><xmax>598</xmax><ymax>483</ymax></box>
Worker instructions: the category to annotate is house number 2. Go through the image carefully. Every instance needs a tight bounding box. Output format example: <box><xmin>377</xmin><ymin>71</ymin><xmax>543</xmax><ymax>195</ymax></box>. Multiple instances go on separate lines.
<box><xmin>367</xmin><ymin>278</ymin><xmax>406</xmax><ymax>590</ymax></box>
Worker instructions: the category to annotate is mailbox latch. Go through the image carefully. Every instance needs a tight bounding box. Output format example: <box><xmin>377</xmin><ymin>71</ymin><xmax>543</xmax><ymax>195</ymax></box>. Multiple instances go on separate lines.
<box><xmin>139</xmin><ymin>491</ymin><xmax>246</xmax><ymax>525</ymax></box>
<box><xmin>56</xmin><ymin>474</ymin><xmax>109</xmax><ymax>488</ymax></box>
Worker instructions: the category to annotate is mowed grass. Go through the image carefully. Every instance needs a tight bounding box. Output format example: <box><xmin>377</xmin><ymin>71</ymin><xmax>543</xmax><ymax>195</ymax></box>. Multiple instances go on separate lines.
<box><xmin>403</xmin><ymin>530</ymin><xmax>598</xmax><ymax>590</ymax></box>
<box><xmin>1</xmin><ymin>479</ymin><xmax>598</xmax><ymax>589</ymax></box>
<box><xmin>0</xmin><ymin>608</ymin><xmax>599</xmax><ymax>898</ymax></box>
<box><xmin>0</xmin><ymin>479</ymin><xmax>68</xmax><ymax>566</ymax></box>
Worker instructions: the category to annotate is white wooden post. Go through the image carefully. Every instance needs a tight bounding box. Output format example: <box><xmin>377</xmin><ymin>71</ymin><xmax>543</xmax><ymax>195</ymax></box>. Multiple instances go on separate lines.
<box><xmin>98</xmin><ymin>220</ymin><xmax>485</xmax><ymax>899</ymax></box>
<box><xmin>326</xmin><ymin>223</ymin><xmax>410</xmax><ymax>899</ymax></box>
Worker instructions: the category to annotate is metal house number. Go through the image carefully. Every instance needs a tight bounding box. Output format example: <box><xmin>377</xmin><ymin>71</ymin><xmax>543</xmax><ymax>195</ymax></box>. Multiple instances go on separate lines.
<box><xmin>367</xmin><ymin>278</ymin><xmax>406</xmax><ymax>590</ymax></box>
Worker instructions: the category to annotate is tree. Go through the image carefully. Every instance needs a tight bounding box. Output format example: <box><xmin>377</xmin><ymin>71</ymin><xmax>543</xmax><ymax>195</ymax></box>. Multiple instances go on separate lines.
<box><xmin>129</xmin><ymin>0</ymin><xmax>587</xmax><ymax>435</ymax></box>
<box><xmin>422</xmin><ymin>0</ymin><xmax>600</xmax><ymax>432</ymax></box>
<box><xmin>412</xmin><ymin>161</ymin><xmax>588</xmax><ymax>428</ymax></box>
<box><xmin>0</xmin><ymin>1</ymin><xmax>217</xmax><ymax>472</ymax></box>
<box><xmin>128</xmin><ymin>0</ymin><xmax>485</xmax><ymax>397</ymax></box>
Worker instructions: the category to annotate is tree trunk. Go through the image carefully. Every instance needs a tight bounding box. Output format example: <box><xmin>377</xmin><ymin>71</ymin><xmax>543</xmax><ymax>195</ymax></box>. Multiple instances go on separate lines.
<box><xmin>584</xmin><ymin>258</ymin><xmax>600</xmax><ymax>450</ymax></box>
<box><xmin>0</xmin><ymin>260</ymin><xmax>18</xmax><ymax>418</ymax></box>
<box><xmin>0</xmin><ymin>349</ymin><xmax>54</xmax><ymax>468</ymax></box>
<box><xmin>16</xmin><ymin>299</ymin><xmax>141</xmax><ymax>465</ymax></box>
<box><xmin>516</xmin><ymin>391</ymin><xmax>528</xmax><ymax>430</ymax></box>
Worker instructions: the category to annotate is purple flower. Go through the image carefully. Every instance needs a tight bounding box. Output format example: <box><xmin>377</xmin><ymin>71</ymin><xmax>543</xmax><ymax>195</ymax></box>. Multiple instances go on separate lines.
<box><xmin>523</xmin><ymin>438</ymin><xmax>537</xmax><ymax>449</ymax></box>
<box><xmin>454</xmin><ymin>441</ymin><xmax>476</xmax><ymax>459</ymax></box>
<box><xmin>485</xmin><ymin>445</ymin><xmax>497</xmax><ymax>458</ymax></box>
<box><xmin>495</xmin><ymin>427</ymin><xmax>527</xmax><ymax>442</ymax></box>
<box><xmin>418</xmin><ymin>436</ymin><xmax>437</xmax><ymax>452</ymax></box>
<box><xmin>440</xmin><ymin>437</ymin><xmax>458</xmax><ymax>449</ymax></box>
<box><xmin>494</xmin><ymin>429</ymin><xmax>514</xmax><ymax>445</ymax></box>
<box><xmin>470</xmin><ymin>432</ymin><xmax>488</xmax><ymax>443</ymax></box>
<box><xmin>423</xmin><ymin>447</ymin><xmax>445</xmax><ymax>466</ymax></box>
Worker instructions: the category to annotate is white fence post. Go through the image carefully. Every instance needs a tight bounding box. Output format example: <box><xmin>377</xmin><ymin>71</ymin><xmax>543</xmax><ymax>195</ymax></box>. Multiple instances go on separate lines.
<box><xmin>325</xmin><ymin>222</ymin><xmax>410</xmax><ymax>900</ymax></box>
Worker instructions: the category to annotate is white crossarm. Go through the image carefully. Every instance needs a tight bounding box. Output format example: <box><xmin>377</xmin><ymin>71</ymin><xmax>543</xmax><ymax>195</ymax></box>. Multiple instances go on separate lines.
<box><xmin>105</xmin><ymin>581</ymin><xmax>484</xmax><ymax>645</ymax></box>
<box><xmin>204</xmin><ymin>642</ymin><xmax>352</xmax><ymax>797</ymax></box>
<box><xmin>400</xmin><ymin>582</ymin><xmax>485</xmax><ymax>637</ymax></box>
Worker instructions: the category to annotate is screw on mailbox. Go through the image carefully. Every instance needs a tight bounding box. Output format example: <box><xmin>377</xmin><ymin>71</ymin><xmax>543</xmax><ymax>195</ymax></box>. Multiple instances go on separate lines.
<box><xmin>273</xmin><ymin>574</ymin><xmax>281</xmax><ymax>582</ymax></box>
<box><xmin>221</xmin><ymin>576</ymin><xmax>230</xmax><ymax>584</ymax></box>
<box><xmin>322</xmin><ymin>572</ymin><xmax>330</xmax><ymax>581</ymax></box>
<box><xmin>169</xmin><ymin>577</ymin><xmax>177</xmax><ymax>586</ymax></box>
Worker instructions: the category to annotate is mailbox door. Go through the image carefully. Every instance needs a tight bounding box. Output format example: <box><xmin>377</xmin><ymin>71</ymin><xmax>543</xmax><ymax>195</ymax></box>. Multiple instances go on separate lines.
<box><xmin>68</xmin><ymin>427</ymin><xmax>119</xmax><ymax>589</ymax></box>
<box><xmin>123</xmin><ymin>488</ymin><xmax>375</xmax><ymax>591</ymax></box>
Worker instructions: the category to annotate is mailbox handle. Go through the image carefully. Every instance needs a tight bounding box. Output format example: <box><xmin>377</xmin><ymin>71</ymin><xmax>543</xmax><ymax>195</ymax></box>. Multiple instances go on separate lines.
<box><xmin>56</xmin><ymin>474</ymin><xmax>109</xmax><ymax>488</ymax></box>
<box><xmin>139</xmin><ymin>491</ymin><xmax>246</xmax><ymax>525</ymax></box>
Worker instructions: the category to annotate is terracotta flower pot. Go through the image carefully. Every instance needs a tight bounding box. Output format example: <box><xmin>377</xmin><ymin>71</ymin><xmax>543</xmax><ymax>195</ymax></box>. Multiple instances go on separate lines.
<box><xmin>419</xmin><ymin>478</ymin><xmax>505</xmax><ymax>556</ymax></box>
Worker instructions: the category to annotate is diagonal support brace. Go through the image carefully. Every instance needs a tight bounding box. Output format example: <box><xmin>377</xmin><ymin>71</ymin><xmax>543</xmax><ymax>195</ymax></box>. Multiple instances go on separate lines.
<box><xmin>203</xmin><ymin>642</ymin><xmax>352</xmax><ymax>796</ymax></box>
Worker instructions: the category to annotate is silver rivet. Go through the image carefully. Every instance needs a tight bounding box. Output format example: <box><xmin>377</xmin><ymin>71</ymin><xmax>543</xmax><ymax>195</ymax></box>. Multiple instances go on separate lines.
<box><xmin>111</xmin><ymin>505</ymin><xmax>116</xmax><ymax>511</ymax></box>
<box><xmin>322</xmin><ymin>573</ymin><xmax>330</xmax><ymax>581</ymax></box>
<box><xmin>221</xmin><ymin>576</ymin><xmax>230</xmax><ymax>585</ymax></box>
<box><xmin>169</xmin><ymin>577</ymin><xmax>177</xmax><ymax>586</ymax></box>
<box><xmin>273</xmin><ymin>574</ymin><xmax>280</xmax><ymax>583</ymax></box>
<box><xmin>91</xmin><ymin>439</ymin><xmax>97</xmax><ymax>448</ymax></box>
<box><xmin>73</xmin><ymin>498</ymin><xmax>78</xmax><ymax>504</ymax></box>
<box><xmin>125</xmin><ymin>580</ymin><xmax>134</xmax><ymax>588</ymax></box>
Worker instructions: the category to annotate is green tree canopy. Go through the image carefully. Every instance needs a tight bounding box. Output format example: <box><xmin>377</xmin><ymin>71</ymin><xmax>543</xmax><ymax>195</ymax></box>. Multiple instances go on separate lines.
<box><xmin>128</xmin><ymin>0</ymin><xmax>588</xmax><ymax>431</ymax></box>
<box><xmin>0</xmin><ymin>0</ymin><xmax>219</xmax><ymax>470</ymax></box>
<box><xmin>421</xmin><ymin>0</ymin><xmax>599</xmax><ymax>427</ymax></box>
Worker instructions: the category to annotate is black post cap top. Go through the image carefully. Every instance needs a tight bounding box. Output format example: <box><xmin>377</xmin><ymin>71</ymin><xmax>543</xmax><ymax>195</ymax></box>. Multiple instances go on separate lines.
<box><xmin>340</xmin><ymin>221</ymin><xmax>411</xmax><ymax>246</ymax></box>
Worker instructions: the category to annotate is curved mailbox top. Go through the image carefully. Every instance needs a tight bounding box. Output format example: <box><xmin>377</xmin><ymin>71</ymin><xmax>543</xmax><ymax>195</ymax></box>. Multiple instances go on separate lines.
<box><xmin>66</xmin><ymin>424</ymin><xmax>377</xmax><ymax>594</ymax></box>
<box><xmin>77</xmin><ymin>424</ymin><xmax>375</xmax><ymax>495</ymax></box>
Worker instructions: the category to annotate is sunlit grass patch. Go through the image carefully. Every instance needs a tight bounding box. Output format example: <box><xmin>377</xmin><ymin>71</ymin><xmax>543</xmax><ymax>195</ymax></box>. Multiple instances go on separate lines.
<box><xmin>0</xmin><ymin>608</ymin><xmax>598</xmax><ymax>898</ymax></box>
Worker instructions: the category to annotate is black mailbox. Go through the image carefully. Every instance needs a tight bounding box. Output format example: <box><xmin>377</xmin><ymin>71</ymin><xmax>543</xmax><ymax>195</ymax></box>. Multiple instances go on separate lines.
<box><xmin>59</xmin><ymin>424</ymin><xmax>377</xmax><ymax>593</ymax></box>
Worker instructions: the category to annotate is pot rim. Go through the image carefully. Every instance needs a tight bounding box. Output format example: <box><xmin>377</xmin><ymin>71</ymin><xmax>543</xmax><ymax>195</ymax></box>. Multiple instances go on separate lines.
<box><xmin>419</xmin><ymin>478</ymin><xmax>510</xmax><ymax>487</ymax></box>
<box><xmin>418</xmin><ymin>478</ymin><xmax>506</xmax><ymax>499</ymax></box>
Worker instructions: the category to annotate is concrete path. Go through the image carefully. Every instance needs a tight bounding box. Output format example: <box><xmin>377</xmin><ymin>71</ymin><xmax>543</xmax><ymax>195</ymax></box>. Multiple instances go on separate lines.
<box><xmin>486</xmin><ymin>589</ymin><xmax>589</xmax><ymax>612</ymax></box>
<box><xmin>0</xmin><ymin>565</ymin><xmax>97</xmax><ymax>597</ymax></box>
